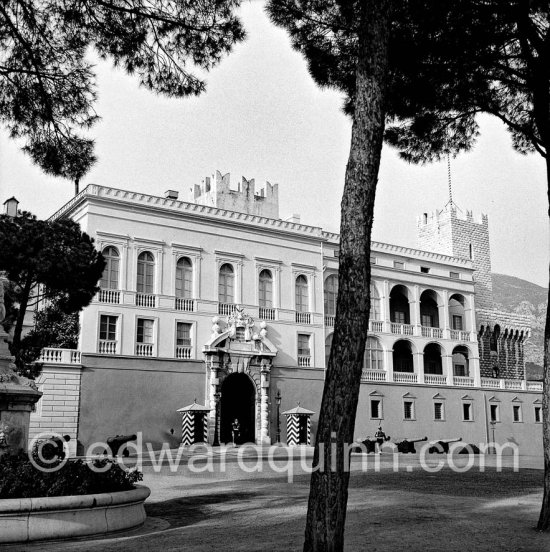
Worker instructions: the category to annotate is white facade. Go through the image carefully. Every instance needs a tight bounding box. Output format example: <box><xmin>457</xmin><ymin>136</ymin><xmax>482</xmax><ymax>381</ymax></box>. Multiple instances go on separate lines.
<box><xmin>28</xmin><ymin>177</ymin><xmax>539</xmax><ymax>453</ymax></box>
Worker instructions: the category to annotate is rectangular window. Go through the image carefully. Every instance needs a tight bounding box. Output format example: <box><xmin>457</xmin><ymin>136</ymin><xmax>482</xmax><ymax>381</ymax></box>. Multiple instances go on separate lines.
<box><xmin>420</xmin><ymin>266</ymin><xmax>430</xmax><ymax>273</ymax></box>
<box><xmin>403</xmin><ymin>401</ymin><xmax>414</xmax><ymax>420</ymax></box>
<box><xmin>394</xmin><ymin>261</ymin><xmax>405</xmax><ymax>270</ymax></box>
<box><xmin>99</xmin><ymin>315</ymin><xmax>117</xmax><ymax>341</ymax></box>
<box><xmin>535</xmin><ymin>406</ymin><xmax>542</xmax><ymax>423</ymax></box>
<box><xmin>452</xmin><ymin>315</ymin><xmax>463</xmax><ymax>331</ymax></box>
<box><xmin>371</xmin><ymin>400</ymin><xmax>381</xmax><ymax>419</ymax></box>
<box><xmin>462</xmin><ymin>403</ymin><xmax>472</xmax><ymax>421</ymax></box>
<box><xmin>434</xmin><ymin>402</ymin><xmax>444</xmax><ymax>421</ymax></box>
<box><xmin>454</xmin><ymin>364</ymin><xmax>467</xmax><ymax>377</ymax></box>
<box><xmin>421</xmin><ymin>314</ymin><xmax>433</xmax><ymax>327</ymax></box>
<box><xmin>450</xmin><ymin>271</ymin><xmax>460</xmax><ymax>279</ymax></box>
<box><xmin>176</xmin><ymin>322</ymin><xmax>192</xmax><ymax>347</ymax></box>
<box><xmin>513</xmin><ymin>405</ymin><xmax>522</xmax><ymax>422</ymax></box>
<box><xmin>394</xmin><ymin>311</ymin><xmax>406</xmax><ymax>324</ymax></box>
<box><xmin>297</xmin><ymin>334</ymin><xmax>311</xmax><ymax>356</ymax></box>
<box><xmin>490</xmin><ymin>404</ymin><xmax>499</xmax><ymax>422</ymax></box>
<box><xmin>137</xmin><ymin>319</ymin><xmax>154</xmax><ymax>344</ymax></box>
<box><xmin>370</xmin><ymin>255</ymin><xmax>377</xmax><ymax>265</ymax></box>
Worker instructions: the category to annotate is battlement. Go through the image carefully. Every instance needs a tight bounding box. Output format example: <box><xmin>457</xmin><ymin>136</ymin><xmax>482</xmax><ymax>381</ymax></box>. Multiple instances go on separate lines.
<box><xmin>191</xmin><ymin>170</ymin><xmax>279</xmax><ymax>219</ymax></box>
<box><xmin>417</xmin><ymin>205</ymin><xmax>488</xmax><ymax>228</ymax></box>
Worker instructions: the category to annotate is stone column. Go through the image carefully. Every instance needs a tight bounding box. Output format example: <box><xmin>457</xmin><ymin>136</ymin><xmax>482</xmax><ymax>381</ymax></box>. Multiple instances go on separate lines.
<box><xmin>207</xmin><ymin>356</ymin><xmax>221</xmax><ymax>444</ymax></box>
<box><xmin>259</xmin><ymin>363</ymin><xmax>271</xmax><ymax>445</ymax></box>
<box><xmin>410</xmin><ymin>285</ymin><xmax>421</xmax><ymax>333</ymax></box>
<box><xmin>443</xmin><ymin>354</ymin><xmax>454</xmax><ymax>386</ymax></box>
<box><xmin>441</xmin><ymin>290</ymin><xmax>451</xmax><ymax>340</ymax></box>
<box><xmin>413</xmin><ymin>352</ymin><xmax>424</xmax><ymax>384</ymax></box>
<box><xmin>385</xmin><ymin>347</ymin><xmax>394</xmax><ymax>383</ymax></box>
<box><xmin>382</xmin><ymin>280</ymin><xmax>391</xmax><ymax>333</ymax></box>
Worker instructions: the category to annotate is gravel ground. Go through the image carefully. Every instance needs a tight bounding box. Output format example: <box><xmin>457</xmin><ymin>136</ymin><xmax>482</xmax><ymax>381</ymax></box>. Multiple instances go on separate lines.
<box><xmin>3</xmin><ymin>454</ymin><xmax>550</xmax><ymax>552</ymax></box>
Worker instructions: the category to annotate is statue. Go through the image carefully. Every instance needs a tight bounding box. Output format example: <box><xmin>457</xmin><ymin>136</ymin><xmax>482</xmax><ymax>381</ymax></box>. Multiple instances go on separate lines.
<box><xmin>0</xmin><ymin>275</ymin><xmax>41</xmax><ymax>456</ymax></box>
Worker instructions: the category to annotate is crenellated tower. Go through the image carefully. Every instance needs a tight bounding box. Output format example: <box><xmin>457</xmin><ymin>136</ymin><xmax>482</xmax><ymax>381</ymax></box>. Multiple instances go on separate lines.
<box><xmin>191</xmin><ymin>170</ymin><xmax>279</xmax><ymax>219</ymax></box>
<box><xmin>417</xmin><ymin>205</ymin><xmax>493</xmax><ymax>315</ymax></box>
<box><xmin>417</xmin><ymin>204</ymin><xmax>530</xmax><ymax>380</ymax></box>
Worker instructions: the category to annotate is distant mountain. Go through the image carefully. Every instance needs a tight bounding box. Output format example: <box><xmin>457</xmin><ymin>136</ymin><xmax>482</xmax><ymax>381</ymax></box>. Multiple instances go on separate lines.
<box><xmin>492</xmin><ymin>273</ymin><xmax>547</xmax><ymax>378</ymax></box>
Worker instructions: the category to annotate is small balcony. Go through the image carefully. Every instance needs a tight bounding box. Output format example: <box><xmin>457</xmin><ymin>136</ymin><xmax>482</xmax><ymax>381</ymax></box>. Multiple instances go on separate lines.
<box><xmin>136</xmin><ymin>293</ymin><xmax>156</xmax><ymax>308</ymax></box>
<box><xmin>259</xmin><ymin>307</ymin><xmax>276</xmax><ymax>321</ymax></box>
<box><xmin>369</xmin><ymin>320</ymin><xmax>383</xmax><ymax>333</ymax></box>
<box><xmin>361</xmin><ymin>369</ymin><xmax>387</xmax><ymax>382</ymax></box>
<box><xmin>324</xmin><ymin>315</ymin><xmax>335</xmax><ymax>327</ymax></box>
<box><xmin>136</xmin><ymin>343</ymin><xmax>154</xmax><ymax>357</ymax></box>
<box><xmin>97</xmin><ymin>289</ymin><xmax>120</xmax><ymax>304</ymax></box>
<box><xmin>453</xmin><ymin>375</ymin><xmax>474</xmax><ymax>387</ymax></box>
<box><xmin>175</xmin><ymin>298</ymin><xmax>195</xmax><ymax>312</ymax></box>
<box><xmin>98</xmin><ymin>340</ymin><xmax>117</xmax><ymax>354</ymax></box>
<box><xmin>298</xmin><ymin>355</ymin><xmax>311</xmax><ymax>367</ymax></box>
<box><xmin>424</xmin><ymin>374</ymin><xmax>447</xmax><ymax>385</ymax></box>
<box><xmin>450</xmin><ymin>329</ymin><xmax>471</xmax><ymax>342</ymax></box>
<box><xmin>421</xmin><ymin>326</ymin><xmax>443</xmax><ymax>338</ymax></box>
<box><xmin>175</xmin><ymin>346</ymin><xmax>192</xmax><ymax>359</ymax></box>
<box><xmin>218</xmin><ymin>302</ymin><xmax>235</xmax><ymax>316</ymax></box>
<box><xmin>390</xmin><ymin>323</ymin><xmax>414</xmax><ymax>336</ymax></box>
<box><xmin>296</xmin><ymin>312</ymin><xmax>311</xmax><ymax>324</ymax></box>
<box><xmin>393</xmin><ymin>372</ymin><xmax>418</xmax><ymax>383</ymax></box>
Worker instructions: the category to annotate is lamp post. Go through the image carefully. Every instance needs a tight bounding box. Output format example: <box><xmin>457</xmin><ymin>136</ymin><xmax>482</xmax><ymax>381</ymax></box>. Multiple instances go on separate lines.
<box><xmin>213</xmin><ymin>391</ymin><xmax>221</xmax><ymax>447</ymax></box>
<box><xmin>275</xmin><ymin>390</ymin><xmax>282</xmax><ymax>444</ymax></box>
<box><xmin>489</xmin><ymin>420</ymin><xmax>496</xmax><ymax>454</ymax></box>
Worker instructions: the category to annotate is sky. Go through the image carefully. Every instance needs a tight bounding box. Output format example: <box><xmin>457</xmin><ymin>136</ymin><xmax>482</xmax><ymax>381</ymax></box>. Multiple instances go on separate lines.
<box><xmin>0</xmin><ymin>1</ymin><xmax>548</xmax><ymax>287</ymax></box>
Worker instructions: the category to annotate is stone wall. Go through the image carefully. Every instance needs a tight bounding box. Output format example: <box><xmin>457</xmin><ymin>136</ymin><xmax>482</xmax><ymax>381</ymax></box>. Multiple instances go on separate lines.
<box><xmin>29</xmin><ymin>366</ymin><xmax>81</xmax><ymax>456</ymax></box>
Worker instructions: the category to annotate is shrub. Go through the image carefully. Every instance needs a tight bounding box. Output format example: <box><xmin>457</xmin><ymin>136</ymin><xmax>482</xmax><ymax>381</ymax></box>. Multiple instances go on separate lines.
<box><xmin>0</xmin><ymin>452</ymin><xmax>143</xmax><ymax>499</ymax></box>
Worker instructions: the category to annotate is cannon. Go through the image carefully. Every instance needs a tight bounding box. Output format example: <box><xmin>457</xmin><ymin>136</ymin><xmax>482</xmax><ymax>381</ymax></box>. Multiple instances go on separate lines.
<box><xmin>395</xmin><ymin>436</ymin><xmax>428</xmax><ymax>454</ymax></box>
<box><xmin>351</xmin><ymin>434</ymin><xmax>391</xmax><ymax>454</ymax></box>
<box><xmin>106</xmin><ymin>434</ymin><xmax>137</xmax><ymax>457</ymax></box>
<box><xmin>428</xmin><ymin>437</ymin><xmax>462</xmax><ymax>454</ymax></box>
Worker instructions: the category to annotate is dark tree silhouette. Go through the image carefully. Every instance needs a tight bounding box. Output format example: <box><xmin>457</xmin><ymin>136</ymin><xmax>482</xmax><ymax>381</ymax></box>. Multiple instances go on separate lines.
<box><xmin>267</xmin><ymin>0</ymin><xmax>550</xmax><ymax>547</ymax></box>
<box><xmin>0</xmin><ymin>1</ymin><xmax>244</xmax><ymax>180</ymax></box>
<box><xmin>0</xmin><ymin>211</ymin><xmax>105</xmax><ymax>375</ymax></box>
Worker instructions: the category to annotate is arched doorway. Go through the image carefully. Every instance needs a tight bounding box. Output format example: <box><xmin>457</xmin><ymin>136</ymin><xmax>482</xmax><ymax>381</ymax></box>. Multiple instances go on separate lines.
<box><xmin>220</xmin><ymin>373</ymin><xmax>256</xmax><ymax>444</ymax></box>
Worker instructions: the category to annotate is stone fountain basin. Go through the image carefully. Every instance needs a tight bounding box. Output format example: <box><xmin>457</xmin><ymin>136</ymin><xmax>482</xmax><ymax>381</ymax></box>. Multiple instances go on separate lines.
<box><xmin>0</xmin><ymin>484</ymin><xmax>150</xmax><ymax>543</ymax></box>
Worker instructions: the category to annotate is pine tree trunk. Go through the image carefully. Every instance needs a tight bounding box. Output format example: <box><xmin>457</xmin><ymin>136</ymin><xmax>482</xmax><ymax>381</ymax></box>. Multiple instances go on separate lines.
<box><xmin>303</xmin><ymin>2</ymin><xmax>390</xmax><ymax>550</ymax></box>
<box><xmin>11</xmin><ymin>278</ymin><xmax>32</xmax><ymax>354</ymax></box>
<box><xmin>536</xmin><ymin>155</ymin><xmax>550</xmax><ymax>531</ymax></box>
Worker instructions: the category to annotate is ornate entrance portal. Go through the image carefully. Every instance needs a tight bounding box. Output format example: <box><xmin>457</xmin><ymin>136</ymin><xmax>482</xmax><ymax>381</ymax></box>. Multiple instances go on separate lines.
<box><xmin>220</xmin><ymin>373</ymin><xmax>255</xmax><ymax>444</ymax></box>
<box><xmin>203</xmin><ymin>307</ymin><xmax>277</xmax><ymax>445</ymax></box>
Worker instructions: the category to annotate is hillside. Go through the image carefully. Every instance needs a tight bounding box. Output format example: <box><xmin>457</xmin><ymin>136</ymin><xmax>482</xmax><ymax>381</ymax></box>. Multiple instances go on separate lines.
<box><xmin>492</xmin><ymin>273</ymin><xmax>547</xmax><ymax>378</ymax></box>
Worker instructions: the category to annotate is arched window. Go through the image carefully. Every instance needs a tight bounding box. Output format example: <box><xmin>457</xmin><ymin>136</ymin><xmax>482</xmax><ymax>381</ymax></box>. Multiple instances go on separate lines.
<box><xmin>258</xmin><ymin>269</ymin><xmax>273</xmax><ymax>308</ymax></box>
<box><xmin>137</xmin><ymin>251</ymin><xmax>154</xmax><ymax>293</ymax></box>
<box><xmin>452</xmin><ymin>346</ymin><xmax>469</xmax><ymax>377</ymax></box>
<box><xmin>364</xmin><ymin>337</ymin><xmax>384</xmax><ymax>370</ymax></box>
<box><xmin>175</xmin><ymin>257</ymin><xmax>193</xmax><ymax>298</ymax></box>
<box><xmin>219</xmin><ymin>263</ymin><xmax>234</xmax><ymax>303</ymax></box>
<box><xmin>101</xmin><ymin>246</ymin><xmax>119</xmax><ymax>290</ymax></box>
<box><xmin>370</xmin><ymin>283</ymin><xmax>381</xmax><ymax>320</ymax></box>
<box><xmin>324</xmin><ymin>275</ymin><xmax>338</xmax><ymax>316</ymax></box>
<box><xmin>295</xmin><ymin>275</ymin><xmax>309</xmax><ymax>312</ymax></box>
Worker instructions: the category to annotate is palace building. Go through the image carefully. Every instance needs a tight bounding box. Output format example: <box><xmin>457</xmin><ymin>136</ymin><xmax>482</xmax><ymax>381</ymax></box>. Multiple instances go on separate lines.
<box><xmin>25</xmin><ymin>171</ymin><xmax>540</xmax><ymax>456</ymax></box>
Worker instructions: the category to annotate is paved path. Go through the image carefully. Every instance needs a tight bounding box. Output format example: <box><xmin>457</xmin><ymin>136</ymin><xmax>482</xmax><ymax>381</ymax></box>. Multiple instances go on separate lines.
<box><xmin>2</xmin><ymin>453</ymin><xmax>549</xmax><ymax>551</ymax></box>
